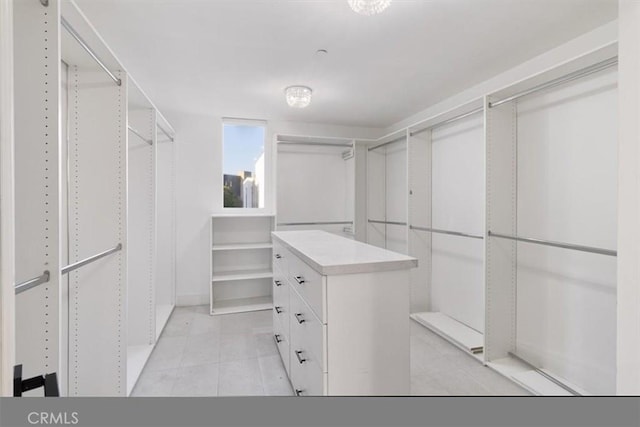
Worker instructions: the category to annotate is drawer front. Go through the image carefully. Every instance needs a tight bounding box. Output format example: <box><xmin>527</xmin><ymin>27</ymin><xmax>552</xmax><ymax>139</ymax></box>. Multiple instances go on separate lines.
<box><xmin>272</xmin><ymin>273</ymin><xmax>289</xmax><ymax>337</ymax></box>
<box><xmin>290</xmin><ymin>346</ymin><xmax>325</xmax><ymax>396</ymax></box>
<box><xmin>290</xmin><ymin>289</ymin><xmax>326</xmax><ymax>372</ymax></box>
<box><xmin>272</xmin><ymin>240</ymin><xmax>290</xmax><ymax>276</ymax></box>
<box><xmin>288</xmin><ymin>255</ymin><xmax>326</xmax><ymax>322</ymax></box>
<box><xmin>273</xmin><ymin>311</ymin><xmax>290</xmax><ymax>376</ymax></box>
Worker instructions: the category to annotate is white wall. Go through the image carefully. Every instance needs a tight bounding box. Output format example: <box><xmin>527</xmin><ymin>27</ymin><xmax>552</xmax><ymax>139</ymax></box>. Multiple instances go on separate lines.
<box><xmin>170</xmin><ymin>111</ymin><xmax>382</xmax><ymax>305</ymax></box>
<box><xmin>385</xmin><ymin>21</ymin><xmax>618</xmax><ymax>135</ymax></box>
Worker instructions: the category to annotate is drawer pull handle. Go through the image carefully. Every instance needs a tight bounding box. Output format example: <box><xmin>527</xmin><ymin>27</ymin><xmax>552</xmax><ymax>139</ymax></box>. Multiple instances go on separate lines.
<box><xmin>275</xmin><ymin>254</ymin><xmax>282</xmax><ymax>259</ymax></box>
<box><xmin>294</xmin><ymin>275</ymin><xmax>305</xmax><ymax>285</ymax></box>
<box><xmin>275</xmin><ymin>306</ymin><xmax>283</xmax><ymax>314</ymax></box>
<box><xmin>295</xmin><ymin>389</ymin><xmax>304</xmax><ymax>396</ymax></box>
<box><xmin>274</xmin><ymin>334</ymin><xmax>283</xmax><ymax>344</ymax></box>
<box><xmin>294</xmin><ymin>313</ymin><xmax>305</xmax><ymax>324</ymax></box>
<box><xmin>295</xmin><ymin>350</ymin><xmax>306</xmax><ymax>364</ymax></box>
<box><xmin>274</xmin><ymin>280</ymin><xmax>282</xmax><ymax>287</ymax></box>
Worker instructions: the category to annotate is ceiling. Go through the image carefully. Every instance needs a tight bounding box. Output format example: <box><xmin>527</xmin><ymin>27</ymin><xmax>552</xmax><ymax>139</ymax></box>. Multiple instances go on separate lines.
<box><xmin>75</xmin><ymin>0</ymin><xmax>617</xmax><ymax>128</ymax></box>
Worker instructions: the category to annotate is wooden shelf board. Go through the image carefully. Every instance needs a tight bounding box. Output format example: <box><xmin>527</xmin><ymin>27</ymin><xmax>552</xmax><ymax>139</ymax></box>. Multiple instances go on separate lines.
<box><xmin>127</xmin><ymin>344</ymin><xmax>155</xmax><ymax>396</ymax></box>
<box><xmin>212</xmin><ymin>242</ymin><xmax>273</xmax><ymax>251</ymax></box>
<box><xmin>411</xmin><ymin>311</ymin><xmax>484</xmax><ymax>356</ymax></box>
<box><xmin>487</xmin><ymin>356</ymin><xmax>589</xmax><ymax>396</ymax></box>
<box><xmin>155</xmin><ymin>304</ymin><xmax>174</xmax><ymax>339</ymax></box>
<box><xmin>210</xmin><ymin>296</ymin><xmax>272</xmax><ymax>316</ymax></box>
<box><xmin>211</xmin><ymin>269</ymin><xmax>273</xmax><ymax>282</ymax></box>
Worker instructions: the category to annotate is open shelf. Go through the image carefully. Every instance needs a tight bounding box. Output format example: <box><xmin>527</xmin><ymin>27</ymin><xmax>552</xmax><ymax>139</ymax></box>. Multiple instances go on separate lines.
<box><xmin>212</xmin><ymin>242</ymin><xmax>273</xmax><ymax>251</ymax></box>
<box><xmin>210</xmin><ymin>296</ymin><xmax>272</xmax><ymax>316</ymax></box>
<box><xmin>411</xmin><ymin>311</ymin><xmax>484</xmax><ymax>360</ymax></box>
<box><xmin>126</xmin><ymin>344</ymin><xmax>155</xmax><ymax>396</ymax></box>
<box><xmin>211</xmin><ymin>268</ymin><xmax>273</xmax><ymax>282</ymax></box>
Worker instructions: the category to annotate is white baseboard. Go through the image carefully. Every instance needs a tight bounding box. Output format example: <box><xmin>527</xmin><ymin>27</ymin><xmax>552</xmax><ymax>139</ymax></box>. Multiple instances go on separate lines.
<box><xmin>176</xmin><ymin>294</ymin><xmax>209</xmax><ymax>307</ymax></box>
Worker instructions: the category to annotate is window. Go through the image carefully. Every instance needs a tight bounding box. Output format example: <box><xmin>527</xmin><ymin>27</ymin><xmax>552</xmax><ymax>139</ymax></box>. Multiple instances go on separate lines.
<box><xmin>222</xmin><ymin>120</ymin><xmax>266</xmax><ymax>209</ymax></box>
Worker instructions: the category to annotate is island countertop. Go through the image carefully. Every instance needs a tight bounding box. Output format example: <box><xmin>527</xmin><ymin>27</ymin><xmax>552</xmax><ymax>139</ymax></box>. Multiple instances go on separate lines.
<box><xmin>272</xmin><ymin>230</ymin><xmax>418</xmax><ymax>276</ymax></box>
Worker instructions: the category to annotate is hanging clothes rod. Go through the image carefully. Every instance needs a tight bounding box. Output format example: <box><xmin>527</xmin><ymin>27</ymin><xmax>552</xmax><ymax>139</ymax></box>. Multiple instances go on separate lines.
<box><xmin>410</xmin><ymin>225</ymin><xmax>484</xmax><ymax>240</ymax></box>
<box><xmin>507</xmin><ymin>352</ymin><xmax>581</xmax><ymax>396</ymax></box>
<box><xmin>277</xmin><ymin>221</ymin><xmax>353</xmax><ymax>226</ymax></box>
<box><xmin>277</xmin><ymin>141</ymin><xmax>352</xmax><ymax>148</ymax></box>
<box><xmin>368</xmin><ymin>135</ymin><xmax>407</xmax><ymax>151</ymax></box>
<box><xmin>61</xmin><ymin>243</ymin><xmax>123</xmax><ymax>275</ymax></box>
<box><xmin>157</xmin><ymin>124</ymin><xmax>175</xmax><ymax>142</ymax></box>
<box><xmin>410</xmin><ymin>107</ymin><xmax>484</xmax><ymax>137</ymax></box>
<box><xmin>60</xmin><ymin>17</ymin><xmax>121</xmax><ymax>86</ymax></box>
<box><xmin>489</xmin><ymin>56</ymin><xmax>617</xmax><ymax>108</ymax></box>
<box><xmin>488</xmin><ymin>231</ymin><xmax>616</xmax><ymax>257</ymax></box>
<box><xmin>368</xmin><ymin>219</ymin><xmax>407</xmax><ymax>226</ymax></box>
<box><xmin>128</xmin><ymin>126</ymin><xmax>152</xmax><ymax>145</ymax></box>
<box><xmin>15</xmin><ymin>271</ymin><xmax>50</xmax><ymax>295</ymax></box>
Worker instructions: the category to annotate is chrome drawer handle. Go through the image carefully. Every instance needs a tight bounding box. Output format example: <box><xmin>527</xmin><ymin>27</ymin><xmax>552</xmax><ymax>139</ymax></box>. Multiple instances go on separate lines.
<box><xmin>275</xmin><ymin>254</ymin><xmax>282</xmax><ymax>259</ymax></box>
<box><xmin>274</xmin><ymin>280</ymin><xmax>282</xmax><ymax>287</ymax></box>
<box><xmin>295</xmin><ymin>389</ymin><xmax>304</xmax><ymax>396</ymax></box>
<box><xmin>274</xmin><ymin>334</ymin><xmax>283</xmax><ymax>344</ymax></box>
<box><xmin>294</xmin><ymin>313</ymin><xmax>305</xmax><ymax>324</ymax></box>
<box><xmin>294</xmin><ymin>275</ymin><xmax>305</xmax><ymax>285</ymax></box>
<box><xmin>295</xmin><ymin>350</ymin><xmax>306</xmax><ymax>364</ymax></box>
<box><xmin>274</xmin><ymin>306</ymin><xmax>283</xmax><ymax>314</ymax></box>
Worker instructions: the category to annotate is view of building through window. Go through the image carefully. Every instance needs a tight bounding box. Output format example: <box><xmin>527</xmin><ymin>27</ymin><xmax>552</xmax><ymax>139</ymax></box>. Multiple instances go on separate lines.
<box><xmin>222</xmin><ymin>122</ymin><xmax>266</xmax><ymax>208</ymax></box>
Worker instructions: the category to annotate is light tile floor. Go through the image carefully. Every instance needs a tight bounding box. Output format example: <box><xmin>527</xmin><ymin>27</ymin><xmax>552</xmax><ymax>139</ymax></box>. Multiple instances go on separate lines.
<box><xmin>132</xmin><ymin>306</ymin><xmax>529</xmax><ymax>396</ymax></box>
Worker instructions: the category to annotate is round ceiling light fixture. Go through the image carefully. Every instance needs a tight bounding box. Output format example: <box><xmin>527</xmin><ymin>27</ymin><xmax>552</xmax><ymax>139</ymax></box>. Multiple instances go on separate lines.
<box><xmin>285</xmin><ymin>85</ymin><xmax>313</xmax><ymax>108</ymax></box>
<box><xmin>348</xmin><ymin>0</ymin><xmax>392</xmax><ymax>15</ymax></box>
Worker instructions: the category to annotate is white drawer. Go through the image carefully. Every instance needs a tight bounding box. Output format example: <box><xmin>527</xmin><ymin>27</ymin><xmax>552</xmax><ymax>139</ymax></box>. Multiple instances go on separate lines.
<box><xmin>289</xmin><ymin>289</ymin><xmax>326</xmax><ymax>372</ymax></box>
<box><xmin>288</xmin><ymin>254</ymin><xmax>326</xmax><ymax>322</ymax></box>
<box><xmin>272</xmin><ymin>272</ymin><xmax>289</xmax><ymax>337</ymax></box>
<box><xmin>272</xmin><ymin>240</ymin><xmax>290</xmax><ymax>276</ymax></box>
<box><xmin>290</xmin><ymin>345</ymin><xmax>325</xmax><ymax>396</ymax></box>
<box><xmin>272</xmin><ymin>310</ymin><xmax>290</xmax><ymax>376</ymax></box>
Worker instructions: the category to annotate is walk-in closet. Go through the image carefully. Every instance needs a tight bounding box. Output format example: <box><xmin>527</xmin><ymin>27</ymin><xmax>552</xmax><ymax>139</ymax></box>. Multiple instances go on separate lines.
<box><xmin>2</xmin><ymin>0</ymin><xmax>639</xmax><ymax>399</ymax></box>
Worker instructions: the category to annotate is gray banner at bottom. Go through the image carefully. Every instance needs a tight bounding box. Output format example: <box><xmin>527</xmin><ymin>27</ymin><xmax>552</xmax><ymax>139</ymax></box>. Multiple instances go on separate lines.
<box><xmin>1</xmin><ymin>397</ymin><xmax>639</xmax><ymax>427</ymax></box>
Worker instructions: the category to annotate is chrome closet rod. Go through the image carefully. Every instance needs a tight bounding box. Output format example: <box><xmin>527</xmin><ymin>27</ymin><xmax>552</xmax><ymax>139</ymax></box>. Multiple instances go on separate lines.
<box><xmin>410</xmin><ymin>225</ymin><xmax>484</xmax><ymax>240</ymax></box>
<box><xmin>368</xmin><ymin>135</ymin><xmax>407</xmax><ymax>151</ymax></box>
<box><xmin>157</xmin><ymin>124</ymin><xmax>175</xmax><ymax>142</ymax></box>
<box><xmin>60</xmin><ymin>17</ymin><xmax>121</xmax><ymax>86</ymax></box>
<box><xmin>277</xmin><ymin>141</ymin><xmax>352</xmax><ymax>148</ymax></box>
<box><xmin>128</xmin><ymin>126</ymin><xmax>152</xmax><ymax>145</ymax></box>
<box><xmin>488</xmin><ymin>231</ymin><xmax>616</xmax><ymax>257</ymax></box>
<box><xmin>507</xmin><ymin>352</ymin><xmax>581</xmax><ymax>396</ymax></box>
<box><xmin>61</xmin><ymin>243</ymin><xmax>123</xmax><ymax>275</ymax></box>
<box><xmin>368</xmin><ymin>219</ymin><xmax>407</xmax><ymax>226</ymax></box>
<box><xmin>489</xmin><ymin>56</ymin><xmax>618</xmax><ymax>108</ymax></box>
<box><xmin>15</xmin><ymin>271</ymin><xmax>50</xmax><ymax>295</ymax></box>
<box><xmin>277</xmin><ymin>221</ymin><xmax>353</xmax><ymax>226</ymax></box>
<box><xmin>410</xmin><ymin>107</ymin><xmax>484</xmax><ymax>137</ymax></box>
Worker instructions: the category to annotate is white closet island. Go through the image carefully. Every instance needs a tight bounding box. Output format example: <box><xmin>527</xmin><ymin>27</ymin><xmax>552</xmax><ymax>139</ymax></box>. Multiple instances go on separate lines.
<box><xmin>271</xmin><ymin>230</ymin><xmax>417</xmax><ymax>396</ymax></box>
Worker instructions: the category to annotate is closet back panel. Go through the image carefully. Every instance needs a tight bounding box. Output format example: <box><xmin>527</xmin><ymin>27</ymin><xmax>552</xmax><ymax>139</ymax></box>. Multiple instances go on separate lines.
<box><xmin>68</xmin><ymin>69</ymin><xmax>127</xmax><ymax>396</ymax></box>
<box><xmin>385</xmin><ymin>142</ymin><xmax>408</xmax><ymax>253</ymax></box>
<box><xmin>366</xmin><ymin>150</ymin><xmax>386</xmax><ymax>249</ymax></box>
<box><xmin>408</xmin><ymin>132</ymin><xmax>431</xmax><ymax>313</ymax></box>
<box><xmin>13</xmin><ymin>0</ymin><xmax>62</xmax><ymax>392</ymax></box>
<box><xmin>277</xmin><ymin>145</ymin><xmax>352</xmax><ymax>236</ymax></box>
<box><xmin>127</xmin><ymin>109</ymin><xmax>155</xmax><ymax>347</ymax></box>
<box><xmin>155</xmin><ymin>136</ymin><xmax>176</xmax><ymax>312</ymax></box>
<box><xmin>431</xmin><ymin>115</ymin><xmax>484</xmax><ymax>332</ymax></box>
<box><xmin>516</xmin><ymin>69</ymin><xmax>617</xmax><ymax>394</ymax></box>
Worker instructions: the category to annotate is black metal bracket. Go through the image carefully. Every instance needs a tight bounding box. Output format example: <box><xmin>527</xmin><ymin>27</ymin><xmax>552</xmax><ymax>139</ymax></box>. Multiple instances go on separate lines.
<box><xmin>13</xmin><ymin>365</ymin><xmax>59</xmax><ymax>397</ymax></box>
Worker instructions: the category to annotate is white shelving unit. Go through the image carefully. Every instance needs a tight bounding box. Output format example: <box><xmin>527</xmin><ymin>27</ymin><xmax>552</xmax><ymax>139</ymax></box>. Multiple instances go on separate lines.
<box><xmin>210</xmin><ymin>214</ymin><xmax>275</xmax><ymax>315</ymax></box>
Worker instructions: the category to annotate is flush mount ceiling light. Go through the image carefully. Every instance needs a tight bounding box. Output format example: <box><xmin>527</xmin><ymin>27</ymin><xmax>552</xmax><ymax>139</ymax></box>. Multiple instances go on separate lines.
<box><xmin>285</xmin><ymin>86</ymin><xmax>313</xmax><ymax>108</ymax></box>
<box><xmin>348</xmin><ymin>0</ymin><xmax>391</xmax><ymax>15</ymax></box>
